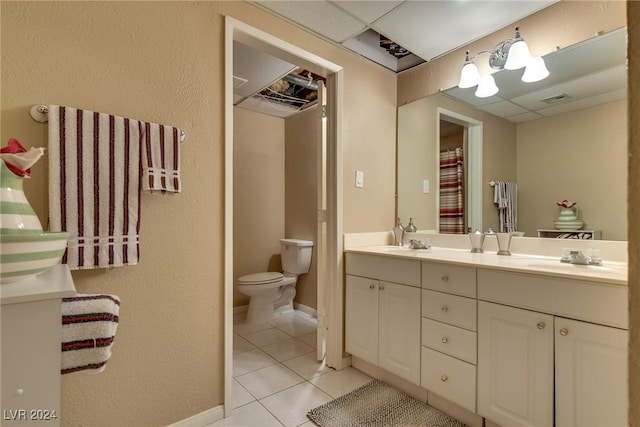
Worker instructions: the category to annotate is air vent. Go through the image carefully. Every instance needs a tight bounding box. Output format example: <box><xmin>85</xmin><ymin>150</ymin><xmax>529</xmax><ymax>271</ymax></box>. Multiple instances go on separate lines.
<box><xmin>541</xmin><ymin>93</ymin><xmax>572</xmax><ymax>104</ymax></box>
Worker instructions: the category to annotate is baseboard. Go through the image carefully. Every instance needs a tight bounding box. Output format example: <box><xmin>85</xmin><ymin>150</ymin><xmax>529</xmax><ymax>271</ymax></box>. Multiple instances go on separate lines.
<box><xmin>166</xmin><ymin>405</ymin><xmax>224</xmax><ymax>427</ymax></box>
<box><xmin>293</xmin><ymin>302</ymin><xmax>317</xmax><ymax>318</ymax></box>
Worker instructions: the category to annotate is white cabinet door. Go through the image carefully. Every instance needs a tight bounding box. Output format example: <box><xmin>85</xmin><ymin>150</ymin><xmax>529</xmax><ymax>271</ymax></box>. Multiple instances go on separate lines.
<box><xmin>555</xmin><ymin>318</ymin><xmax>628</xmax><ymax>427</ymax></box>
<box><xmin>345</xmin><ymin>275</ymin><xmax>379</xmax><ymax>365</ymax></box>
<box><xmin>378</xmin><ymin>281</ymin><xmax>421</xmax><ymax>384</ymax></box>
<box><xmin>478</xmin><ymin>301</ymin><xmax>554</xmax><ymax>427</ymax></box>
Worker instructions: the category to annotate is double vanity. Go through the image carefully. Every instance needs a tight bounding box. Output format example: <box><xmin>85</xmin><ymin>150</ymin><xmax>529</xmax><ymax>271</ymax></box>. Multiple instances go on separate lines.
<box><xmin>344</xmin><ymin>234</ymin><xmax>628</xmax><ymax>427</ymax></box>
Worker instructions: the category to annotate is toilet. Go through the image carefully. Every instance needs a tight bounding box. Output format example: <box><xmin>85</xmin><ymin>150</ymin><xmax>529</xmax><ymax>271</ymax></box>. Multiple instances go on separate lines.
<box><xmin>237</xmin><ymin>238</ymin><xmax>313</xmax><ymax>324</ymax></box>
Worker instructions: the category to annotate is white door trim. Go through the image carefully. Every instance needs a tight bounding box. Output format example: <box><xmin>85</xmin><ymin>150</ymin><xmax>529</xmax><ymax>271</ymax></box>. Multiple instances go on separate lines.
<box><xmin>224</xmin><ymin>16</ymin><xmax>344</xmax><ymax>418</ymax></box>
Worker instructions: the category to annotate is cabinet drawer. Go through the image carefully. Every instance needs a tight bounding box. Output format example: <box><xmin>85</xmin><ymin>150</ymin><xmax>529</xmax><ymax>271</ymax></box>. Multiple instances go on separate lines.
<box><xmin>422</xmin><ymin>289</ymin><xmax>476</xmax><ymax>331</ymax></box>
<box><xmin>421</xmin><ymin>347</ymin><xmax>476</xmax><ymax>413</ymax></box>
<box><xmin>421</xmin><ymin>317</ymin><xmax>476</xmax><ymax>364</ymax></box>
<box><xmin>346</xmin><ymin>253</ymin><xmax>420</xmax><ymax>286</ymax></box>
<box><xmin>422</xmin><ymin>261</ymin><xmax>476</xmax><ymax>297</ymax></box>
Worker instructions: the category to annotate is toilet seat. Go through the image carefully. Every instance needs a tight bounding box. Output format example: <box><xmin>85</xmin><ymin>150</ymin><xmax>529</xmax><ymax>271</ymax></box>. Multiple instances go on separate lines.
<box><xmin>238</xmin><ymin>272</ymin><xmax>284</xmax><ymax>285</ymax></box>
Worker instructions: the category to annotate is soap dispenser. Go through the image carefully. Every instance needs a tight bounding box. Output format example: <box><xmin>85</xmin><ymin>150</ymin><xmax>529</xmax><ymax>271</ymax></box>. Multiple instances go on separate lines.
<box><xmin>404</xmin><ymin>218</ymin><xmax>417</xmax><ymax>234</ymax></box>
<box><xmin>393</xmin><ymin>218</ymin><xmax>404</xmax><ymax>246</ymax></box>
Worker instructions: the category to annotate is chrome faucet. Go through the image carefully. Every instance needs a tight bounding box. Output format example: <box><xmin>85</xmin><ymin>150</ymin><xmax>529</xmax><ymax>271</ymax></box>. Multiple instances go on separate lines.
<box><xmin>561</xmin><ymin>250</ymin><xmax>602</xmax><ymax>266</ymax></box>
<box><xmin>409</xmin><ymin>239</ymin><xmax>431</xmax><ymax>250</ymax></box>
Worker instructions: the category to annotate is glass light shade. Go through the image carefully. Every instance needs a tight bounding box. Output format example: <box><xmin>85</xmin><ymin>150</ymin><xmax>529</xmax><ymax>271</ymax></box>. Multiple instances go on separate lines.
<box><xmin>475</xmin><ymin>75</ymin><xmax>499</xmax><ymax>98</ymax></box>
<box><xmin>522</xmin><ymin>56</ymin><xmax>550</xmax><ymax>82</ymax></box>
<box><xmin>504</xmin><ymin>40</ymin><xmax>531</xmax><ymax>70</ymax></box>
<box><xmin>458</xmin><ymin>62</ymin><xmax>481</xmax><ymax>88</ymax></box>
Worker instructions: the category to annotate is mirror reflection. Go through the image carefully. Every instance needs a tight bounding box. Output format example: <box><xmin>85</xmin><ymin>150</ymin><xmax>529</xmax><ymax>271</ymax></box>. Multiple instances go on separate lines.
<box><xmin>397</xmin><ymin>28</ymin><xmax>627</xmax><ymax>241</ymax></box>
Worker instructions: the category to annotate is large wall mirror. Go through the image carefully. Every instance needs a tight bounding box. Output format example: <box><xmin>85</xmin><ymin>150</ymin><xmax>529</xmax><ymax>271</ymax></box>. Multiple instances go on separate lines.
<box><xmin>397</xmin><ymin>28</ymin><xmax>627</xmax><ymax>241</ymax></box>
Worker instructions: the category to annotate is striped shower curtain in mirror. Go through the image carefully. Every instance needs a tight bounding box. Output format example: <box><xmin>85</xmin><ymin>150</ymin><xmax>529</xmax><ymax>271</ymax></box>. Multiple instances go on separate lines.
<box><xmin>439</xmin><ymin>147</ymin><xmax>464</xmax><ymax>234</ymax></box>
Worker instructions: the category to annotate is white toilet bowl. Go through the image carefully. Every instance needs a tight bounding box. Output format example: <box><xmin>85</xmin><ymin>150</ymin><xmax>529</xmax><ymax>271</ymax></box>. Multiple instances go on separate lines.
<box><xmin>237</xmin><ymin>272</ymin><xmax>297</xmax><ymax>324</ymax></box>
<box><xmin>237</xmin><ymin>238</ymin><xmax>313</xmax><ymax>324</ymax></box>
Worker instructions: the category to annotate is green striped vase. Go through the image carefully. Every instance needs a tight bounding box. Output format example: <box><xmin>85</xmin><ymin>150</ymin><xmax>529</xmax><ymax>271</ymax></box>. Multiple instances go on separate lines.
<box><xmin>0</xmin><ymin>160</ymin><xmax>43</xmax><ymax>233</ymax></box>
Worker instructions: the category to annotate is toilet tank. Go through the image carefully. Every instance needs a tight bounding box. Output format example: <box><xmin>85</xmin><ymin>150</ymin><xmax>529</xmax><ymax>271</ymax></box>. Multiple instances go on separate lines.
<box><xmin>280</xmin><ymin>239</ymin><xmax>313</xmax><ymax>274</ymax></box>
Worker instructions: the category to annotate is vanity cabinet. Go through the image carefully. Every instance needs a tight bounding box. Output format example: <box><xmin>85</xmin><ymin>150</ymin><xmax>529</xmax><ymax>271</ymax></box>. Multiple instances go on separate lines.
<box><xmin>477</xmin><ymin>269</ymin><xmax>628</xmax><ymax>427</ymax></box>
<box><xmin>345</xmin><ymin>253</ymin><xmax>421</xmax><ymax>384</ymax></box>
<box><xmin>1</xmin><ymin>265</ymin><xmax>76</xmax><ymax>426</ymax></box>
<box><xmin>420</xmin><ymin>261</ymin><xmax>477</xmax><ymax>413</ymax></box>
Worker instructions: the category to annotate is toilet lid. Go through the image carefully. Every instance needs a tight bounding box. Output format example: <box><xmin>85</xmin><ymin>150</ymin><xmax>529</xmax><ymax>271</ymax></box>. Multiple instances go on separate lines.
<box><xmin>238</xmin><ymin>272</ymin><xmax>284</xmax><ymax>285</ymax></box>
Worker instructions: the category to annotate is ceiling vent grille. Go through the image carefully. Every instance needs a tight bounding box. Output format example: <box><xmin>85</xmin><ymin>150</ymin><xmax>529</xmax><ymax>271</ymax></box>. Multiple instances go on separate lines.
<box><xmin>541</xmin><ymin>93</ymin><xmax>572</xmax><ymax>104</ymax></box>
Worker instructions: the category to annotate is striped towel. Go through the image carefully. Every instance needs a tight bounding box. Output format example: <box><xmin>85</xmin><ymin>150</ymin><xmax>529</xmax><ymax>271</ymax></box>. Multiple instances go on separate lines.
<box><xmin>61</xmin><ymin>294</ymin><xmax>120</xmax><ymax>375</ymax></box>
<box><xmin>48</xmin><ymin>105</ymin><xmax>182</xmax><ymax>270</ymax></box>
<box><xmin>493</xmin><ymin>181</ymin><xmax>518</xmax><ymax>233</ymax></box>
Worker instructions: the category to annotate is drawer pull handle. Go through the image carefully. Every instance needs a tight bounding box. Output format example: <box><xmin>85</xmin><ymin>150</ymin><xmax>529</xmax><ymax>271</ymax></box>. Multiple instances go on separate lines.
<box><xmin>441</xmin><ymin>275</ymin><xmax>449</xmax><ymax>282</ymax></box>
<box><xmin>15</xmin><ymin>389</ymin><xmax>24</xmax><ymax>395</ymax></box>
<box><xmin>369</xmin><ymin>284</ymin><xmax>375</xmax><ymax>289</ymax></box>
<box><xmin>440</xmin><ymin>375</ymin><xmax>448</xmax><ymax>382</ymax></box>
<box><xmin>559</xmin><ymin>328</ymin><xmax>569</xmax><ymax>336</ymax></box>
<box><xmin>537</xmin><ymin>322</ymin><xmax>546</xmax><ymax>330</ymax></box>
<box><xmin>441</xmin><ymin>337</ymin><xmax>449</xmax><ymax>344</ymax></box>
<box><xmin>441</xmin><ymin>305</ymin><xmax>449</xmax><ymax>313</ymax></box>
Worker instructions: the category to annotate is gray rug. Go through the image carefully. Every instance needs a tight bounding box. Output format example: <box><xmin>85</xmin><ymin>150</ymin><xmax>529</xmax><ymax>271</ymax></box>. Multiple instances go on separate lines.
<box><xmin>307</xmin><ymin>379</ymin><xmax>467</xmax><ymax>426</ymax></box>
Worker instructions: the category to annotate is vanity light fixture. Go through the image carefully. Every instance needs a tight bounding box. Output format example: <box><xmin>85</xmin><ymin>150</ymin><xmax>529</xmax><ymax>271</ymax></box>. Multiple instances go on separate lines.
<box><xmin>457</xmin><ymin>27</ymin><xmax>550</xmax><ymax>98</ymax></box>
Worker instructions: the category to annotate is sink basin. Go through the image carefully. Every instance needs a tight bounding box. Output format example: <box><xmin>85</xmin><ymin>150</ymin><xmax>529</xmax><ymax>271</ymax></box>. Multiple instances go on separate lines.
<box><xmin>504</xmin><ymin>257</ymin><xmax>626</xmax><ymax>274</ymax></box>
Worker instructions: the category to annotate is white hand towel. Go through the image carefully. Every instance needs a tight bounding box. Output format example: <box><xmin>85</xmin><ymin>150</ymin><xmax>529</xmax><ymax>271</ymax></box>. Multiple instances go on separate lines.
<box><xmin>61</xmin><ymin>294</ymin><xmax>120</xmax><ymax>374</ymax></box>
<box><xmin>142</xmin><ymin>122</ymin><xmax>182</xmax><ymax>193</ymax></box>
<box><xmin>48</xmin><ymin>105</ymin><xmax>142</xmax><ymax>270</ymax></box>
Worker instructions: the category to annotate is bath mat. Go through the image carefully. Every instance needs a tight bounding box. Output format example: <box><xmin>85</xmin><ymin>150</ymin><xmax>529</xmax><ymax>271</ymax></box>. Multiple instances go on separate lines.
<box><xmin>307</xmin><ymin>379</ymin><xmax>467</xmax><ymax>426</ymax></box>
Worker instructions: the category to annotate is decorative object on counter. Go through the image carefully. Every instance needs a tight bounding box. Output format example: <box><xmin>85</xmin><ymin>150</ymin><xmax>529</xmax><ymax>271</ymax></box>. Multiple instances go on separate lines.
<box><xmin>469</xmin><ymin>230</ymin><xmax>485</xmax><ymax>253</ymax></box>
<box><xmin>393</xmin><ymin>218</ymin><xmax>404</xmax><ymax>246</ymax></box>
<box><xmin>404</xmin><ymin>217</ymin><xmax>417</xmax><ymax>234</ymax></box>
<box><xmin>496</xmin><ymin>232</ymin><xmax>512</xmax><ymax>256</ymax></box>
<box><xmin>1</xmin><ymin>138</ymin><xmax>69</xmax><ymax>284</ymax></box>
<box><xmin>554</xmin><ymin>199</ymin><xmax>584</xmax><ymax>230</ymax></box>
<box><xmin>409</xmin><ymin>239</ymin><xmax>430</xmax><ymax>250</ymax></box>
<box><xmin>46</xmin><ymin>105</ymin><xmax>183</xmax><ymax>270</ymax></box>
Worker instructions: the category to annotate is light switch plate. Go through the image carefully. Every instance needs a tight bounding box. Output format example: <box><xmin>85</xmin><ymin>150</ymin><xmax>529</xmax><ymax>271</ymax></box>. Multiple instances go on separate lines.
<box><xmin>423</xmin><ymin>179</ymin><xmax>430</xmax><ymax>193</ymax></box>
<box><xmin>355</xmin><ymin>170</ymin><xmax>364</xmax><ymax>188</ymax></box>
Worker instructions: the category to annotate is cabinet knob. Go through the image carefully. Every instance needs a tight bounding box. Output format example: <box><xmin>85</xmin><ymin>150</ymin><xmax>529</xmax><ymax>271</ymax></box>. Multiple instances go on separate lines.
<box><xmin>379</xmin><ymin>284</ymin><xmax>385</xmax><ymax>291</ymax></box>
<box><xmin>15</xmin><ymin>389</ymin><xmax>24</xmax><ymax>396</ymax></box>
<box><xmin>537</xmin><ymin>322</ymin><xmax>546</xmax><ymax>330</ymax></box>
<box><xmin>369</xmin><ymin>284</ymin><xmax>375</xmax><ymax>289</ymax></box>
<box><xmin>440</xmin><ymin>375</ymin><xmax>448</xmax><ymax>382</ymax></box>
<box><xmin>559</xmin><ymin>328</ymin><xmax>569</xmax><ymax>336</ymax></box>
<box><xmin>441</xmin><ymin>305</ymin><xmax>449</xmax><ymax>313</ymax></box>
<box><xmin>441</xmin><ymin>337</ymin><xmax>449</xmax><ymax>344</ymax></box>
<box><xmin>441</xmin><ymin>275</ymin><xmax>449</xmax><ymax>282</ymax></box>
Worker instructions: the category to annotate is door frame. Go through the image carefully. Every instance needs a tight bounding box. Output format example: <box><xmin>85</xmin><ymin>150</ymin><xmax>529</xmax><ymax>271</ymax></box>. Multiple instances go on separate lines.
<box><xmin>224</xmin><ymin>16</ymin><xmax>344</xmax><ymax>417</ymax></box>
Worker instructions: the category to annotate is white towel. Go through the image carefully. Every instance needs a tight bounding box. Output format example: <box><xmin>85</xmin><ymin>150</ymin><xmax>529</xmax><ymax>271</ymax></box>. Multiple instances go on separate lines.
<box><xmin>61</xmin><ymin>294</ymin><xmax>120</xmax><ymax>374</ymax></box>
<box><xmin>493</xmin><ymin>181</ymin><xmax>518</xmax><ymax>233</ymax></box>
<box><xmin>48</xmin><ymin>105</ymin><xmax>142</xmax><ymax>270</ymax></box>
<box><xmin>142</xmin><ymin>122</ymin><xmax>182</xmax><ymax>193</ymax></box>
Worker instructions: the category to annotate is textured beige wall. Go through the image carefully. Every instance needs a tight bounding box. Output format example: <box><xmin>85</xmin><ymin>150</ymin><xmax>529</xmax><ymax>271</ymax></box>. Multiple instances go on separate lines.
<box><xmin>517</xmin><ymin>100</ymin><xmax>627</xmax><ymax>240</ymax></box>
<box><xmin>397</xmin><ymin>94</ymin><xmax>516</xmax><ymax>232</ymax></box>
<box><xmin>1</xmin><ymin>1</ymin><xmax>396</xmax><ymax>425</ymax></box>
<box><xmin>285</xmin><ymin>107</ymin><xmax>318</xmax><ymax>310</ymax></box>
<box><xmin>233</xmin><ymin>107</ymin><xmax>285</xmax><ymax>307</ymax></box>
<box><xmin>628</xmin><ymin>2</ymin><xmax>639</xmax><ymax>425</ymax></box>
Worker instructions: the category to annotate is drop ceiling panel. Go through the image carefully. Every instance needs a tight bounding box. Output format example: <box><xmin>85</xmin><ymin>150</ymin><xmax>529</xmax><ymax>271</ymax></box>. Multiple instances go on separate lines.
<box><xmin>331</xmin><ymin>0</ymin><xmax>403</xmax><ymax>25</ymax></box>
<box><xmin>256</xmin><ymin>1</ymin><xmax>366</xmax><ymax>43</ymax></box>
<box><xmin>233</xmin><ymin>41</ymin><xmax>297</xmax><ymax>100</ymax></box>
<box><xmin>371</xmin><ymin>1</ymin><xmax>556</xmax><ymax>61</ymax></box>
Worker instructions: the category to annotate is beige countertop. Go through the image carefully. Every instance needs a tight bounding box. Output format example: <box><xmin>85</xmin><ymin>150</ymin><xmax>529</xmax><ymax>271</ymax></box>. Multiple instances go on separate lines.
<box><xmin>345</xmin><ymin>245</ymin><xmax>628</xmax><ymax>286</ymax></box>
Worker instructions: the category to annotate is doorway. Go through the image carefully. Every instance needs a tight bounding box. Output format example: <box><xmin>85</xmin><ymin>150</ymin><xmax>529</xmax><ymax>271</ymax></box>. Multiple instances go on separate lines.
<box><xmin>224</xmin><ymin>17</ymin><xmax>344</xmax><ymax>417</ymax></box>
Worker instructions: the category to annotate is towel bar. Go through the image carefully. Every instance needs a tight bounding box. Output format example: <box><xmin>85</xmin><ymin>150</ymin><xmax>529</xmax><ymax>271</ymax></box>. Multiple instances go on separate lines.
<box><xmin>489</xmin><ymin>180</ymin><xmax>496</xmax><ymax>187</ymax></box>
<box><xmin>29</xmin><ymin>105</ymin><xmax>186</xmax><ymax>142</ymax></box>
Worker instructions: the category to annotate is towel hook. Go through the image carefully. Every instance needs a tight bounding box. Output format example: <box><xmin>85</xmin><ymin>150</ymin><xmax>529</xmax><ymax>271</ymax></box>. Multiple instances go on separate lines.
<box><xmin>29</xmin><ymin>104</ymin><xmax>186</xmax><ymax>142</ymax></box>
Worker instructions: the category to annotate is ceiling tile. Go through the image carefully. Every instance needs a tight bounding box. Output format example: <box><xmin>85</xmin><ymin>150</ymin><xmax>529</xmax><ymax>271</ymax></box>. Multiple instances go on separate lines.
<box><xmin>371</xmin><ymin>1</ymin><xmax>556</xmax><ymax>61</ymax></box>
<box><xmin>256</xmin><ymin>0</ymin><xmax>367</xmax><ymax>43</ymax></box>
<box><xmin>330</xmin><ymin>0</ymin><xmax>404</xmax><ymax>25</ymax></box>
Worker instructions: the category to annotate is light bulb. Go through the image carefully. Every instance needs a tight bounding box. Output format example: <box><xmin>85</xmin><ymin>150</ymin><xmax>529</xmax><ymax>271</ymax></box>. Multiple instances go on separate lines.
<box><xmin>475</xmin><ymin>75</ymin><xmax>499</xmax><ymax>98</ymax></box>
<box><xmin>458</xmin><ymin>62</ymin><xmax>481</xmax><ymax>88</ymax></box>
<box><xmin>504</xmin><ymin>40</ymin><xmax>531</xmax><ymax>70</ymax></box>
<box><xmin>522</xmin><ymin>56</ymin><xmax>550</xmax><ymax>82</ymax></box>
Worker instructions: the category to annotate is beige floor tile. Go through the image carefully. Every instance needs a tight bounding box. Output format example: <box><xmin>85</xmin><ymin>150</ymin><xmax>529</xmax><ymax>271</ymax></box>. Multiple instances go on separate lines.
<box><xmin>232</xmin><ymin>379</ymin><xmax>255</xmax><ymax>409</ymax></box>
<box><xmin>206</xmin><ymin>401</ymin><xmax>283</xmax><ymax>427</ymax></box>
<box><xmin>233</xmin><ymin>334</ymin><xmax>257</xmax><ymax>354</ymax></box>
<box><xmin>260</xmin><ymin>382</ymin><xmax>332</xmax><ymax>427</ymax></box>
<box><xmin>296</xmin><ymin>332</ymin><xmax>318</xmax><ymax>348</ymax></box>
<box><xmin>233</xmin><ymin>348</ymin><xmax>277</xmax><ymax>377</ymax></box>
<box><xmin>308</xmin><ymin>367</ymin><xmax>372</xmax><ymax>398</ymax></box>
<box><xmin>268</xmin><ymin>315</ymin><xmax>317</xmax><ymax>337</ymax></box>
<box><xmin>282</xmin><ymin>352</ymin><xmax>333</xmax><ymax>380</ymax></box>
<box><xmin>244</xmin><ymin>328</ymin><xmax>292</xmax><ymax>347</ymax></box>
<box><xmin>233</xmin><ymin>320</ymin><xmax>273</xmax><ymax>337</ymax></box>
<box><xmin>235</xmin><ymin>363</ymin><xmax>305</xmax><ymax>400</ymax></box>
<box><xmin>261</xmin><ymin>338</ymin><xmax>315</xmax><ymax>361</ymax></box>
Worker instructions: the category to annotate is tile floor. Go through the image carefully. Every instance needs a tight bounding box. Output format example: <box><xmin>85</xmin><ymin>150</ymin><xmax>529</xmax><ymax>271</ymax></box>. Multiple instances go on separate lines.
<box><xmin>208</xmin><ymin>310</ymin><xmax>372</xmax><ymax>427</ymax></box>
